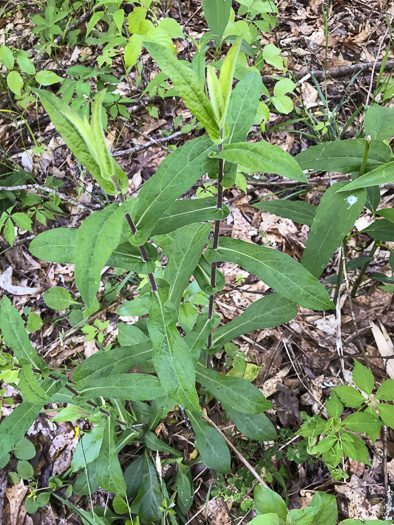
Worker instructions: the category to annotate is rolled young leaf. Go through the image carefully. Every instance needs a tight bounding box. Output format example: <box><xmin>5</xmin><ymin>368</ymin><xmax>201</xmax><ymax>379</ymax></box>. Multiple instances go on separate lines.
<box><xmin>148</xmin><ymin>280</ymin><xmax>200</xmax><ymax>411</ymax></box>
<box><xmin>211</xmin><ymin>141</ymin><xmax>307</xmax><ymax>182</ymax></box>
<box><xmin>210</xmin><ymin>293</ymin><xmax>297</xmax><ymax>352</ymax></box>
<box><xmin>0</xmin><ymin>295</ymin><xmax>48</xmax><ymax>374</ymax></box>
<box><xmin>144</xmin><ymin>42</ymin><xmax>221</xmax><ymax>142</ymax></box>
<box><xmin>218</xmin><ymin>36</ymin><xmax>242</xmax><ymax>126</ymax></box>
<box><xmin>301</xmin><ymin>182</ymin><xmax>366</xmax><ymax>278</ymax></box>
<box><xmin>205</xmin><ymin>237</ymin><xmax>334</xmax><ymax>310</ymax></box>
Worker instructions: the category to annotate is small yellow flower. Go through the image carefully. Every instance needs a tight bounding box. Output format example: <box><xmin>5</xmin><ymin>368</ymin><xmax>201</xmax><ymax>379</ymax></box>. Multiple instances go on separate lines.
<box><xmin>74</xmin><ymin>426</ymin><xmax>80</xmax><ymax>439</ymax></box>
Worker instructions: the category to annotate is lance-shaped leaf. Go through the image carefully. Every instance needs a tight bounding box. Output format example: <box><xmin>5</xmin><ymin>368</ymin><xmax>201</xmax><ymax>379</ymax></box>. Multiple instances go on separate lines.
<box><xmin>362</xmin><ymin>219</ymin><xmax>394</xmax><ymax>241</ymax></box>
<box><xmin>296</xmin><ymin>139</ymin><xmax>391</xmax><ymax>173</ymax></box>
<box><xmin>0</xmin><ymin>376</ymin><xmax>66</xmax><ymax>458</ymax></box>
<box><xmin>205</xmin><ymin>238</ymin><xmax>334</xmax><ymax>310</ymax></box>
<box><xmin>253</xmin><ymin>200</ymin><xmax>316</xmax><ymax>226</ymax></box>
<box><xmin>336</xmin><ymin>161</ymin><xmax>394</xmax><ymax>192</ymax></box>
<box><xmin>219</xmin><ymin>36</ymin><xmax>242</xmax><ymax>126</ymax></box>
<box><xmin>90</xmin><ymin>90</ymin><xmax>115</xmax><ymax>182</ymax></box>
<box><xmin>97</xmin><ymin>413</ymin><xmax>127</xmax><ymax>495</ymax></box>
<box><xmin>193</xmin><ymin>254</ymin><xmax>225</xmax><ymax>295</ymax></box>
<box><xmin>129</xmin><ymin>452</ymin><xmax>163</xmax><ymax>523</ymax></box>
<box><xmin>107</xmin><ymin>242</ymin><xmax>157</xmax><ymax>274</ymax></box>
<box><xmin>203</xmin><ymin>0</ymin><xmax>231</xmax><ymax>48</ymax></box>
<box><xmin>184</xmin><ymin>312</ymin><xmax>220</xmax><ymax>363</ymax></box>
<box><xmin>29</xmin><ymin>228</ymin><xmax>77</xmax><ymax>263</ymax></box>
<box><xmin>144</xmin><ymin>42</ymin><xmax>220</xmax><ymax>142</ymax></box>
<box><xmin>186</xmin><ymin>410</ymin><xmax>231</xmax><ymax>473</ymax></box>
<box><xmin>148</xmin><ymin>281</ymin><xmax>199</xmax><ymax>411</ymax></box>
<box><xmin>210</xmin><ymin>141</ymin><xmax>306</xmax><ymax>182</ymax></box>
<box><xmin>302</xmin><ymin>182</ymin><xmax>366</xmax><ymax>278</ymax></box>
<box><xmin>211</xmin><ymin>293</ymin><xmax>297</xmax><ymax>352</ymax></box>
<box><xmin>224</xmin><ymin>407</ymin><xmax>277</xmax><ymax>441</ymax></box>
<box><xmin>364</xmin><ymin>104</ymin><xmax>394</xmax><ymax>141</ymax></box>
<box><xmin>75</xmin><ymin>203</ymin><xmax>124</xmax><ymax>306</ymax></box>
<box><xmin>75</xmin><ymin>372</ymin><xmax>164</xmax><ymax>401</ymax></box>
<box><xmin>207</xmin><ymin>64</ymin><xmax>224</xmax><ymax>122</ymax></box>
<box><xmin>196</xmin><ymin>362</ymin><xmax>271</xmax><ymax>414</ymax></box>
<box><xmin>73</xmin><ymin>343</ymin><xmax>153</xmax><ymax>382</ymax></box>
<box><xmin>152</xmin><ymin>197</ymin><xmax>230</xmax><ymax>236</ymax></box>
<box><xmin>0</xmin><ymin>295</ymin><xmax>48</xmax><ymax>373</ymax></box>
<box><xmin>130</xmin><ymin>135</ymin><xmax>217</xmax><ymax>245</ymax></box>
<box><xmin>164</xmin><ymin>223</ymin><xmax>211</xmax><ymax>308</ymax></box>
<box><xmin>32</xmin><ymin>88</ymin><xmax>127</xmax><ymax>194</ymax></box>
<box><xmin>18</xmin><ymin>364</ymin><xmax>52</xmax><ymax>403</ymax></box>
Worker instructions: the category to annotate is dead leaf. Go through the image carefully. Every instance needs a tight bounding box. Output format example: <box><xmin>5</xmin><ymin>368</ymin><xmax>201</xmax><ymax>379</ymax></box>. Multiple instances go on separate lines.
<box><xmin>371</xmin><ymin>322</ymin><xmax>394</xmax><ymax>379</ymax></box>
<box><xmin>6</xmin><ymin>480</ymin><xmax>28</xmax><ymax>525</ymax></box>
<box><xmin>0</xmin><ymin>267</ymin><xmax>40</xmax><ymax>295</ymax></box>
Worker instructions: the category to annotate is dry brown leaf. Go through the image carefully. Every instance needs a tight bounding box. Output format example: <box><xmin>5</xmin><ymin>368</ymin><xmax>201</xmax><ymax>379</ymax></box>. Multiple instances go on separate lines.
<box><xmin>371</xmin><ymin>322</ymin><xmax>394</xmax><ymax>378</ymax></box>
<box><xmin>6</xmin><ymin>480</ymin><xmax>28</xmax><ymax>525</ymax></box>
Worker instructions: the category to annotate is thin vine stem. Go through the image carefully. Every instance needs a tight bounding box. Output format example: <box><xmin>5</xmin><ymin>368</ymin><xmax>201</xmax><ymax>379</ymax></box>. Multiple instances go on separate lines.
<box><xmin>207</xmin><ymin>141</ymin><xmax>224</xmax><ymax>349</ymax></box>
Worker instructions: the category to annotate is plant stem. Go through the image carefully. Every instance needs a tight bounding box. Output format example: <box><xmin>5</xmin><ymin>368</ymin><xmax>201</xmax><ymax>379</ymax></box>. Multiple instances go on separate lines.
<box><xmin>351</xmin><ymin>242</ymin><xmax>378</xmax><ymax>297</ymax></box>
<box><xmin>358</xmin><ymin>136</ymin><xmax>371</xmax><ymax>179</ymax></box>
<box><xmin>112</xmin><ymin>176</ymin><xmax>158</xmax><ymax>293</ymax></box>
<box><xmin>333</xmin><ymin>239</ymin><xmax>346</xmax><ymax>305</ymax></box>
<box><xmin>207</xmin><ymin>142</ymin><xmax>224</xmax><ymax>349</ymax></box>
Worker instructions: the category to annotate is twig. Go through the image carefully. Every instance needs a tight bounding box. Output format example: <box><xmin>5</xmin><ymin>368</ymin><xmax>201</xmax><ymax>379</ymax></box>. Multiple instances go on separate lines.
<box><xmin>113</xmin><ymin>130</ymin><xmax>182</xmax><ymax>158</ymax></box>
<box><xmin>0</xmin><ymin>184</ymin><xmax>93</xmax><ymax>210</ymax></box>
<box><xmin>201</xmin><ymin>413</ymin><xmax>269</xmax><ymax>488</ymax></box>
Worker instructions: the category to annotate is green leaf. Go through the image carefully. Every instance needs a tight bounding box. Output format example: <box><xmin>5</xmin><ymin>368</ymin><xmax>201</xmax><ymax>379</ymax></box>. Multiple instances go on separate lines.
<box><xmin>207</xmin><ymin>64</ymin><xmax>224</xmax><ymax>122</ymax></box>
<box><xmin>376</xmin><ymin>379</ymin><xmax>394</xmax><ymax>401</ymax></box>
<box><xmin>29</xmin><ymin>228</ymin><xmax>77</xmax><ymax>263</ymax></box>
<box><xmin>3</xmin><ymin>218</ymin><xmax>15</xmax><ymax>245</ymax></box>
<box><xmin>0</xmin><ymin>376</ymin><xmax>65</xmax><ymax>458</ymax></box>
<box><xmin>130</xmin><ymin>135</ymin><xmax>217</xmax><ymax>245</ymax></box>
<box><xmin>225</xmin><ymin>407</ymin><xmax>277</xmax><ymax>440</ymax></box>
<box><xmin>226</xmin><ymin>71</ymin><xmax>263</xmax><ymax>145</ymax></box>
<box><xmin>125</xmin><ymin>34</ymin><xmax>143</xmax><ymax>68</ymax></box>
<box><xmin>0</xmin><ymin>295</ymin><xmax>48</xmax><ymax>373</ymax></box>
<box><xmin>91</xmin><ymin>90</ymin><xmax>116</xmax><ymax>182</ymax></box>
<box><xmin>310</xmin><ymin>492</ymin><xmax>338</xmax><ymax>525</ymax></box>
<box><xmin>18</xmin><ymin>364</ymin><xmax>51</xmax><ymax>404</ymax></box>
<box><xmin>193</xmin><ymin>254</ymin><xmax>225</xmax><ymax>295</ymax></box>
<box><xmin>75</xmin><ymin>203</ymin><xmax>124</xmax><ymax>306</ymax></box>
<box><xmin>211</xmin><ymin>293</ymin><xmax>297</xmax><ymax>351</ymax></box>
<box><xmin>296</xmin><ymin>139</ymin><xmax>391</xmax><ymax>173</ymax></box>
<box><xmin>17</xmin><ymin>459</ymin><xmax>34</xmax><ymax>480</ymax></box>
<box><xmin>342</xmin><ymin>412</ymin><xmax>381</xmax><ymax>434</ymax></box>
<box><xmin>72</xmin><ymin>342</ymin><xmax>153</xmax><ymax>382</ymax></box>
<box><xmin>0</xmin><ymin>45</ymin><xmax>14</xmax><ymax>69</ymax></box>
<box><xmin>332</xmin><ymin>386</ymin><xmax>365</xmax><ymax>408</ymax></box>
<box><xmin>263</xmin><ymin>44</ymin><xmax>283</xmax><ymax>69</ymax></box>
<box><xmin>325</xmin><ymin>392</ymin><xmax>343</xmax><ymax>418</ymax></box>
<box><xmin>129</xmin><ymin>453</ymin><xmax>163</xmax><ymax>524</ymax></box>
<box><xmin>118</xmin><ymin>324</ymin><xmax>149</xmax><ymax>346</ymax></box>
<box><xmin>362</xmin><ymin>219</ymin><xmax>394</xmax><ymax>241</ymax></box>
<box><xmin>337</xmin><ymin>161</ymin><xmax>394</xmax><ymax>192</ymax></box>
<box><xmin>97</xmin><ymin>413</ymin><xmax>126</xmax><ymax>494</ymax></box>
<box><xmin>71</xmin><ymin>425</ymin><xmax>104</xmax><ymax>472</ymax></box>
<box><xmin>254</xmin><ymin>485</ymin><xmax>287</xmax><ymax>520</ymax></box>
<box><xmin>152</xmin><ymin>197</ymin><xmax>229</xmax><ymax>236</ymax></box>
<box><xmin>203</xmin><ymin>0</ymin><xmax>231</xmax><ymax>47</ymax></box>
<box><xmin>177</xmin><ymin>462</ymin><xmax>193</xmax><ymax>514</ymax></box>
<box><xmin>184</xmin><ymin>312</ymin><xmax>221</xmax><ymax>363</ymax></box>
<box><xmin>43</xmin><ymin>287</ymin><xmax>78</xmax><ymax>310</ymax></box>
<box><xmin>253</xmin><ymin>200</ymin><xmax>316</xmax><ymax>226</ymax></box>
<box><xmin>144</xmin><ymin>431</ymin><xmax>182</xmax><ymax>456</ymax></box>
<box><xmin>340</xmin><ymin>430</ymin><xmax>371</xmax><ymax>465</ymax></box>
<box><xmin>14</xmin><ymin>439</ymin><xmax>36</xmax><ymax>460</ymax></box>
<box><xmin>86</xmin><ymin>11</ymin><xmax>104</xmax><ymax>37</ymax></box>
<box><xmin>377</xmin><ymin>208</ymin><xmax>394</xmax><ymax>223</ymax></box>
<box><xmin>164</xmin><ymin>223</ymin><xmax>210</xmax><ymax>308</ymax></box>
<box><xmin>287</xmin><ymin>507</ymin><xmax>319</xmax><ymax>525</ymax></box>
<box><xmin>196</xmin><ymin>362</ymin><xmax>271</xmax><ymax>414</ymax></box>
<box><xmin>148</xmin><ymin>281</ymin><xmax>199</xmax><ymax>410</ymax></box>
<box><xmin>219</xmin><ymin>36</ymin><xmax>242</xmax><ymax>125</ymax></box>
<box><xmin>35</xmin><ymin>70</ymin><xmax>62</xmax><ymax>85</ymax></box>
<box><xmin>352</xmin><ymin>360</ymin><xmax>374</xmax><ymax>395</ymax></box>
<box><xmin>377</xmin><ymin>403</ymin><xmax>394</xmax><ymax>429</ymax></box>
<box><xmin>26</xmin><ymin>312</ymin><xmax>43</xmax><ymax>333</ymax></box>
<box><xmin>113</xmin><ymin>495</ymin><xmax>128</xmax><ymax>515</ymax></box>
<box><xmin>107</xmin><ymin>241</ymin><xmax>157</xmax><ymax>274</ymax></box>
<box><xmin>7</xmin><ymin>71</ymin><xmax>23</xmax><ymax>96</ymax></box>
<box><xmin>364</xmin><ymin>105</ymin><xmax>394</xmax><ymax>141</ymax></box>
<box><xmin>211</xmin><ymin>141</ymin><xmax>307</xmax><ymax>182</ymax></box>
<box><xmin>302</xmin><ymin>182</ymin><xmax>366</xmax><ymax>278</ymax></box>
<box><xmin>75</xmin><ymin>372</ymin><xmax>164</xmax><ymax>401</ymax></box>
<box><xmin>12</xmin><ymin>212</ymin><xmax>32</xmax><ymax>231</ymax></box>
<box><xmin>144</xmin><ymin>42</ymin><xmax>220</xmax><ymax>142</ymax></box>
<box><xmin>54</xmin><ymin>495</ymin><xmax>107</xmax><ymax>525</ymax></box>
<box><xmin>205</xmin><ymin>237</ymin><xmax>333</xmax><ymax>310</ymax></box>
<box><xmin>186</xmin><ymin>410</ymin><xmax>231</xmax><ymax>473</ymax></box>
<box><xmin>249</xmin><ymin>515</ymin><xmax>285</xmax><ymax>525</ymax></box>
